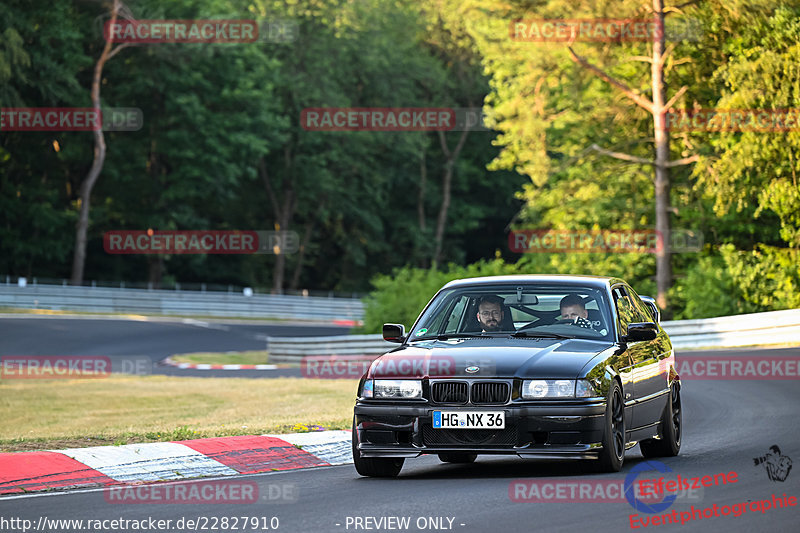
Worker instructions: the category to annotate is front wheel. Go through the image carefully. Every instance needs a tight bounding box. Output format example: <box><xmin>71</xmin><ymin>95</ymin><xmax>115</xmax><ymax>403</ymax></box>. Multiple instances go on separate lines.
<box><xmin>352</xmin><ymin>418</ymin><xmax>404</xmax><ymax>477</ymax></box>
<box><xmin>596</xmin><ymin>380</ymin><xmax>625</xmax><ymax>472</ymax></box>
<box><xmin>640</xmin><ymin>384</ymin><xmax>681</xmax><ymax>458</ymax></box>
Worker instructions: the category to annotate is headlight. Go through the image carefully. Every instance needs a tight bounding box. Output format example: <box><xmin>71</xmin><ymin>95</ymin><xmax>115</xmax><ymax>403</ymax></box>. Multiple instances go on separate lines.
<box><xmin>363</xmin><ymin>379</ymin><xmax>422</xmax><ymax>399</ymax></box>
<box><xmin>522</xmin><ymin>379</ymin><xmax>597</xmax><ymax>399</ymax></box>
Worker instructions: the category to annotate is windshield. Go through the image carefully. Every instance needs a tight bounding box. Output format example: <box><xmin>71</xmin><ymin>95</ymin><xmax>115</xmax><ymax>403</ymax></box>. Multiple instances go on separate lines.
<box><xmin>409</xmin><ymin>283</ymin><xmax>614</xmax><ymax>341</ymax></box>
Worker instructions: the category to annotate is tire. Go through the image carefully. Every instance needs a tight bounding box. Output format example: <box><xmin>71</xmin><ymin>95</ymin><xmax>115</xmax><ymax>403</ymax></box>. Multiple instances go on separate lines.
<box><xmin>640</xmin><ymin>384</ymin><xmax>681</xmax><ymax>458</ymax></box>
<box><xmin>438</xmin><ymin>453</ymin><xmax>477</xmax><ymax>464</ymax></box>
<box><xmin>351</xmin><ymin>418</ymin><xmax>404</xmax><ymax>477</ymax></box>
<box><xmin>596</xmin><ymin>380</ymin><xmax>626</xmax><ymax>472</ymax></box>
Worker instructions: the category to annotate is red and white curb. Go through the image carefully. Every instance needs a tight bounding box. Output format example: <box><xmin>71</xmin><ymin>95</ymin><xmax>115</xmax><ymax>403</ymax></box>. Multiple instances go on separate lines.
<box><xmin>0</xmin><ymin>431</ymin><xmax>352</xmax><ymax>495</ymax></box>
<box><xmin>160</xmin><ymin>356</ymin><xmax>277</xmax><ymax>370</ymax></box>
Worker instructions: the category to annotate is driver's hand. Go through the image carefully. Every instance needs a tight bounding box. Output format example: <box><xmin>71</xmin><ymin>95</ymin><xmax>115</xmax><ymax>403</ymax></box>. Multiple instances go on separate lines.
<box><xmin>572</xmin><ymin>316</ymin><xmax>593</xmax><ymax>329</ymax></box>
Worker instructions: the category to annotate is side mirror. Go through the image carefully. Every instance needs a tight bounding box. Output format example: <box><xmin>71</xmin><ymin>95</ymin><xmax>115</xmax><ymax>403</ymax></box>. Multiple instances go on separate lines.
<box><xmin>640</xmin><ymin>296</ymin><xmax>661</xmax><ymax>323</ymax></box>
<box><xmin>625</xmin><ymin>322</ymin><xmax>657</xmax><ymax>342</ymax></box>
<box><xmin>382</xmin><ymin>323</ymin><xmax>406</xmax><ymax>343</ymax></box>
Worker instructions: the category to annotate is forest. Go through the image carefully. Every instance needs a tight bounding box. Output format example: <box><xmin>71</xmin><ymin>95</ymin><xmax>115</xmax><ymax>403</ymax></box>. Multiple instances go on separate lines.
<box><xmin>2</xmin><ymin>0</ymin><xmax>798</xmax><ymax>323</ymax></box>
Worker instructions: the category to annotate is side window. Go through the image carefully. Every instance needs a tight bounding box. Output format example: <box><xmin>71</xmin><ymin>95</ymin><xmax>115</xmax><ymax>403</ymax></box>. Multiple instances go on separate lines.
<box><xmin>613</xmin><ymin>287</ymin><xmax>637</xmax><ymax>336</ymax></box>
<box><xmin>422</xmin><ymin>297</ymin><xmax>453</xmax><ymax>335</ymax></box>
<box><xmin>443</xmin><ymin>295</ymin><xmax>469</xmax><ymax>334</ymax></box>
<box><xmin>624</xmin><ymin>286</ymin><xmax>653</xmax><ymax>323</ymax></box>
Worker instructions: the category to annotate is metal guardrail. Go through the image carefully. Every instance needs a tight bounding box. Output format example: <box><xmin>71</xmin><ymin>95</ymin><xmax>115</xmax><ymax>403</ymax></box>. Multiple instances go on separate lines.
<box><xmin>266</xmin><ymin>334</ymin><xmax>393</xmax><ymax>363</ymax></box>
<box><xmin>3</xmin><ymin>282</ymin><xmax>797</xmax><ymax>348</ymax></box>
<box><xmin>0</xmin><ymin>284</ymin><xmax>364</xmax><ymax>322</ymax></box>
<box><xmin>266</xmin><ymin>309</ymin><xmax>800</xmax><ymax>360</ymax></box>
<box><xmin>662</xmin><ymin>308</ymin><xmax>800</xmax><ymax>349</ymax></box>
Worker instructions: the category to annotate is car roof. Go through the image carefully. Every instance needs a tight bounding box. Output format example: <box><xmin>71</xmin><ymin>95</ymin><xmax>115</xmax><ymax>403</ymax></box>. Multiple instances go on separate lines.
<box><xmin>441</xmin><ymin>274</ymin><xmax>624</xmax><ymax>290</ymax></box>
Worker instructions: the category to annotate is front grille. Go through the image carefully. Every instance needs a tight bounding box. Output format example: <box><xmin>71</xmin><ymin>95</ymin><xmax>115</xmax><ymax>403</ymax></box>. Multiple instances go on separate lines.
<box><xmin>431</xmin><ymin>381</ymin><xmax>468</xmax><ymax>404</ymax></box>
<box><xmin>423</xmin><ymin>423</ymin><xmax>518</xmax><ymax>447</ymax></box>
<box><xmin>471</xmin><ymin>382</ymin><xmax>509</xmax><ymax>404</ymax></box>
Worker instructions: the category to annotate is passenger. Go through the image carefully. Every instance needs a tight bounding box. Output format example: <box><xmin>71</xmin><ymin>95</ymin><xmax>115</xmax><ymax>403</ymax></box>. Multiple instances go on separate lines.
<box><xmin>559</xmin><ymin>294</ymin><xmax>593</xmax><ymax>329</ymax></box>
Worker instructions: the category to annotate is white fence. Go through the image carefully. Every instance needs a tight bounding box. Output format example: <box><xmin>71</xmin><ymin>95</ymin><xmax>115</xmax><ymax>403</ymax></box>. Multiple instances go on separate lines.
<box><xmin>266</xmin><ymin>308</ymin><xmax>800</xmax><ymax>360</ymax></box>
<box><xmin>0</xmin><ymin>284</ymin><xmax>363</xmax><ymax>322</ymax></box>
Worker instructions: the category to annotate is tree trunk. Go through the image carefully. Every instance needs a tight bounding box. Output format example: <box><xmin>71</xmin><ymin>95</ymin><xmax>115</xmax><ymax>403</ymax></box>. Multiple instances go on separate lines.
<box><xmin>418</xmin><ymin>147</ymin><xmax>427</xmax><ymax>232</ymax></box>
<box><xmin>259</xmin><ymin>151</ymin><xmax>295</xmax><ymax>294</ymax></box>
<box><xmin>417</xmin><ymin>147</ymin><xmax>429</xmax><ymax>268</ymax></box>
<box><xmin>147</xmin><ymin>255</ymin><xmax>163</xmax><ymax>289</ymax></box>
<box><xmin>652</xmin><ymin>0</ymin><xmax>672</xmax><ymax>311</ymax></box>
<box><xmin>70</xmin><ymin>0</ymin><xmax>128</xmax><ymax>285</ymax></box>
<box><xmin>289</xmin><ymin>216</ymin><xmax>317</xmax><ymax>291</ymax></box>
<box><xmin>433</xmin><ymin>128</ymin><xmax>470</xmax><ymax>267</ymax></box>
<box><xmin>567</xmin><ymin>0</ymin><xmax>698</xmax><ymax>315</ymax></box>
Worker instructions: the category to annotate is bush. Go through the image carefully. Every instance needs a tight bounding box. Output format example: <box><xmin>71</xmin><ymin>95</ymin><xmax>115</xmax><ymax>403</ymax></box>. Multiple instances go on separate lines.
<box><xmin>359</xmin><ymin>253</ymin><xmax>658</xmax><ymax>333</ymax></box>
<box><xmin>360</xmin><ymin>246</ymin><xmax>799</xmax><ymax>331</ymax></box>
<box><xmin>669</xmin><ymin>251</ymin><xmax>757</xmax><ymax>320</ymax></box>
<box><xmin>721</xmin><ymin>244</ymin><xmax>800</xmax><ymax>310</ymax></box>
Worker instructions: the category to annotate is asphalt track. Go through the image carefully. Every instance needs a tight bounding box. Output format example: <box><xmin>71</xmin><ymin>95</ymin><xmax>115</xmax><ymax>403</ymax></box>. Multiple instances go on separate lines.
<box><xmin>0</xmin><ymin>316</ymin><xmax>349</xmax><ymax>378</ymax></box>
<box><xmin>1</xmin><ymin>318</ymin><xmax>799</xmax><ymax>532</ymax></box>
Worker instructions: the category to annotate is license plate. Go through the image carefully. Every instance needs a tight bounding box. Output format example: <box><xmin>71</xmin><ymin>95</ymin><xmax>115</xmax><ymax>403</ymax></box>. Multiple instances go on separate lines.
<box><xmin>432</xmin><ymin>411</ymin><xmax>505</xmax><ymax>429</ymax></box>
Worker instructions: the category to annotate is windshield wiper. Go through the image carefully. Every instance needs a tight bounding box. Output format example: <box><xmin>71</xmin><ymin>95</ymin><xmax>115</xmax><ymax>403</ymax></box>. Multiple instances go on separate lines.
<box><xmin>411</xmin><ymin>333</ymin><xmax>492</xmax><ymax>341</ymax></box>
<box><xmin>510</xmin><ymin>331</ymin><xmax>572</xmax><ymax>339</ymax></box>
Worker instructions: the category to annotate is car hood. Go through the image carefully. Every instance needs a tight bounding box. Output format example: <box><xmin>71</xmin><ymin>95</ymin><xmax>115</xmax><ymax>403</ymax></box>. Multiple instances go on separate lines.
<box><xmin>367</xmin><ymin>337</ymin><xmax>614</xmax><ymax>380</ymax></box>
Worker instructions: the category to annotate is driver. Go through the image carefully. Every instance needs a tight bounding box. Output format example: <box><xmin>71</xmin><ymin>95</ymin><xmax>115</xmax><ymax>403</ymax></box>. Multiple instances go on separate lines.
<box><xmin>476</xmin><ymin>295</ymin><xmax>506</xmax><ymax>332</ymax></box>
<box><xmin>559</xmin><ymin>294</ymin><xmax>593</xmax><ymax>329</ymax></box>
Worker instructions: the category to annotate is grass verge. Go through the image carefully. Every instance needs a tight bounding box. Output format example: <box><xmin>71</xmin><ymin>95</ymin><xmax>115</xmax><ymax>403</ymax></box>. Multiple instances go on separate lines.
<box><xmin>0</xmin><ymin>375</ymin><xmax>356</xmax><ymax>452</ymax></box>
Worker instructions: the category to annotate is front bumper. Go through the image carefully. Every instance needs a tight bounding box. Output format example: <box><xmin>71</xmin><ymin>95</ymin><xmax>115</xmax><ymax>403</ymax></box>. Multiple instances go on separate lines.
<box><xmin>354</xmin><ymin>401</ymin><xmax>607</xmax><ymax>459</ymax></box>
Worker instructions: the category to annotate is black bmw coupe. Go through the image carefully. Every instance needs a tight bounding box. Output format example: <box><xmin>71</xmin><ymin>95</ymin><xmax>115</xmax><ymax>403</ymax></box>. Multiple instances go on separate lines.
<box><xmin>352</xmin><ymin>275</ymin><xmax>681</xmax><ymax>477</ymax></box>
